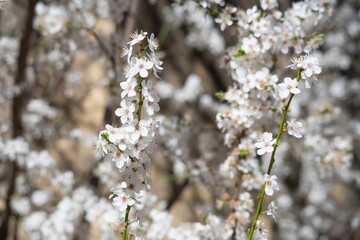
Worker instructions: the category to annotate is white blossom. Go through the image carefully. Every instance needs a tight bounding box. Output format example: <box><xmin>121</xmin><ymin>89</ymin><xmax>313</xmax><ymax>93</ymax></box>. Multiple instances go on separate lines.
<box><xmin>215</xmin><ymin>12</ymin><xmax>233</xmax><ymax>31</ymax></box>
<box><xmin>112</xmin><ymin>192</ymin><xmax>136</xmax><ymax>211</ymax></box>
<box><xmin>115</xmin><ymin>100</ymin><xmax>136</xmax><ymax>124</ymax></box>
<box><xmin>287</xmin><ymin>119</ymin><xmax>303</xmax><ymax>138</ymax></box>
<box><xmin>127</xmin><ymin>57</ymin><xmax>154</xmax><ymax>78</ymax></box>
<box><xmin>278</xmin><ymin>77</ymin><xmax>301</xmax><ymax>99</ymax></box>
<box><xmin>120</xmin><ymin>78</ymin><xmax>138</xmax><ymax>98</ymax></box>
<box><xmin>265</xmin><ymin>201</ymin><xmax>278</xmax><ymax>221</ymax></box>
<box><xmin>264</xmin><ymin>174</ymin><xmax>279</xmax><ymax>196</ymax></box>
<box><xmin>300</xmin><ymin>55</ymin><xmax>322</xmax><ymax>79</ymax></box>
<box><xmin>260</xmin><ymin>0</ymin><xmax>278</xmax><ymax>10</ymax></box>
<box><xmin>128</xmin><ymin>30</ymin><xmax>147</xmax><ymax>46</ymax></box>
<box><xmin>147</xmin><ymin>33</ymin><xmax>159</xmax><ymax>51</ymax></box>
<box><xmin>255</xmin><ymin>132</ymin><xmax>276</xmax><ymax>155</ymax></box>
<box><xmin>34</xmin><ymin>3</ymin><xmax>68</xmax><ymax>35</ymax></box>
<box><xmin>253</xmin><ymin>220</ymin><xmax>268</xmax><ymax>240</ymax></box>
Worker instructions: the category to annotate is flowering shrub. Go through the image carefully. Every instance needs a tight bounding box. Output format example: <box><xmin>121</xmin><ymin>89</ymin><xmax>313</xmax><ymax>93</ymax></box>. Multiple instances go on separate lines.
<box><xmin>0</xmin><ymin>0</ymin><xmax>359</xmax><ymax>240</ymax></box>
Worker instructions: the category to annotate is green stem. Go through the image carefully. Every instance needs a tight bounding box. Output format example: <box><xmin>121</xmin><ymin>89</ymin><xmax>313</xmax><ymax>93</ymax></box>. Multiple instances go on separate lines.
<box><xmin>247</xmin><ymin>69</ymin><xmax>301</xmax><ymax>240</ymax></box>
<box><xmin>121</xmin><ymin>40</ymin><xmax>146</xmax><ymax>240</ymax></box>
<box><xmin>122</xmin><ymin>205</ymin><xmax>131</xmax><ymax>240</ymax></box>
<box><xmin>137</xmin><ymin>77</ymin><xmax>144</xmax><ymax>121</ymax></box>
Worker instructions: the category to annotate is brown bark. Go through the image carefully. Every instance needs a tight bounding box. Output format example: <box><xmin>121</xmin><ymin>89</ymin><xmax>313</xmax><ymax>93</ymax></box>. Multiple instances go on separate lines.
<box><xmin>0</xmin><ymin>0</ymin><xmax>38</xmax><ymax>238</ymax></box>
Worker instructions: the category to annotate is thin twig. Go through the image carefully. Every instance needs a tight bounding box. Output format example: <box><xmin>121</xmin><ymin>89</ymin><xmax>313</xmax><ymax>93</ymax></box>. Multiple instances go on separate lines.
<box><xmin>247</xmin><ymin>69</ymin><xmax>302</xmax><ymax>239</ymax></box>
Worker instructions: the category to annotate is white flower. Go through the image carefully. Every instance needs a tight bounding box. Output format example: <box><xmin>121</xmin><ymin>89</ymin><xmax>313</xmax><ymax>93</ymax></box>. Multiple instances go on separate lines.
<box><xmin>302</xmin><ymin>57</ymin><xmax>321</xmax><ymax>88</ymax></box>
<box><xmin>265</xmin><ymin>201</ymin><xmax>278</xmax><ymax>221</ymax></box>
<box><xmin>147</xmin><ymin>52</ymin><xmax>163</xmax><ymax>77</ymax></box>
<box><xmin>124</xmin><ymin>119</ymin><xmax>150</xmax><ymax>143</ymax></box>
<box><xmin>0</xmin><ymin>37</ymin><xmax>19</xmax><ymax>65</ymax></box>
<box><xmin>242</xmin><ymin>35</ymin><xmax>261</xmax><ymax>55</ymax></box>
<box><xmin>120</xmin><ymin>78</ymin><xmax>138</xmax><ymax>98</ymax></box>
<box><xmin>215</xmin><ymin>12</ymin><xmax>233</xmax><ymax>31</ymax></box>
<box><xmin>127</xmin><ymin>57</ymin><xmax>154</xmax><ymax>78</ymax></box>
<box><xmin>277</xmin><ymin>77</ymin><xmax>301</xmax><ymax>99</ymax></box>
<box><xmin>124</xmin><ymin>123</ymin><xmax>140</xmax><ymax>143</ymax></box>
<box><xmin>115</xmin><ymin>100</ymin><xmax>136</xmax><ymax>124</ymax></box>
<box><xmin>105</xmin><ymin>124</ymin><xmax>122</xmax><ymax>144</ymax></box>
<box><xmin>128</xmin><ymin>30</ymin><xmax>147</xmax><ymax>46</ymax></box>
<box><xmin>113</xmin><ymin>150</ymin><xmax>130</xmax><ymax>171</ymax></box>
<box><xmin>214</xmin><ymin>6</ymin><xmax>236</xmax><ymax>30</ymax></box>
<box><xmin>245</xmin><ymin>6</ymin><xmax>259</xmax><ymax>24</ymax></box>
<box><xmin>4</xmin><ymin>138</ymin><xmax>30</xmax><ymax>161</ymax></box>
<box><xmin>26</xmin><ymin>99</ymin><xmax>56</xmax><ymax>119</ymax></box>
<box><xmin>127</xmin><ymin>175</ymin><xmax>143</xmax><ymax>194</ymax></box>
<box><xmin>138</xmin><ymin>119</ymin><xmax>150</xmax><ymax>137</ymax></box>
<box><xmin>260</xmin><ymin>0</ymin><xmax>278</xmax><ymax>10</ymax></box>
<box><xmin>255</xmin><ymin>132</ymin><xmax>276</xmax><ymax>155</ymax></box>
<box><xmin>288</xmin><ymin>55</ymin><xmax>322</xmax><ymax>85</ymax></box>
<box><xmin>11</xmin><ymin>198</ymin><xmax>31</xmax><ymax>215</ymax></box>
<box><xmin>253</xmin><ymin>220</ymin><xmax>268</xmax><ymax>240</ymax></box>
<box><xmin>34</xmin><ymin>3</ymin><xmax>68</xmax><ymax>35</ymax></box>
<box><xmin>149</xmin><ymin>52</ymin><xmax>163</xmax><ymax>68</ymax></box>
<box><xmin>287</xmin><ymin>119</ymin><xmax>303</xmax><ymax>138</ymax></box>
<box><xmin>23</xmin><ymin>211</ymin><xmax>47</xmax><ymax>233</ymax></box>
<box><xmin>287</xmin><ymin>56</ymin><xmax>301</xmax><ymax>70</ymax></box>
<box><xmin>25</xmin><ymin>151</ymin><xmax>55</xmax><ymax>170</ymax></box>
<box><xmin>300</xmin><ymin>55</ymin><xmax>322</xmax><ymax>79</ymax></box>
<box><xmin>142</xmin><ymin>80</ymin><xmax>159</xmax><ymax>102</ymax></box>
<box><xmin>147</xmin><ymin>33</ymin><xmax>159</xmax><ymax>51</ymax></box>
<box><xmin>250</xmin><ymin>18</ymin><xmax>272</xmax><ymax>38</ymax></box>
<box><xmin>121</xmin><ymin>45</ymin><xmax>133</xmax><ymax>63</ymax></box>
<box><xmin>31</xmin><ymin>190</ymin><xmax>52</xmax><ymax>207</ymax></box>
<box><xmin>264</xmin><ymin>174</ymin><xmax>279</xmax><ymax>196</ymax></box>
<box><xmin>144</xmin><ymin>100</ymin><xmax>160</xmax><ymax>116</ymax></box>
<box><xmin>112</xmin><ymin>192</ymin><xmax>136</xmax><ymax>211</ymax></box>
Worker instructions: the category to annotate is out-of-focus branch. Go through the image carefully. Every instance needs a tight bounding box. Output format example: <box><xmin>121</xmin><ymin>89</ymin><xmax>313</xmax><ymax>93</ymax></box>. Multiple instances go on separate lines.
<box><xmin>166</xmin><ymin>177</ymin><xmax>189</xmax><ymax>210</ymax></box>
<box><xmin>122</xmin><ymin>0</ymin><xmax>140</xmax><ymax>44</ymax></box>
<box><xmin>194</xmin><ymin>50</ymin><xmax>228</xmax><ymax>92</ymax></box>
<box><xmin>0</xmin><ymin>0</ymin><xmax>38</xmax><ymax>238</ymax></box>
<box><xmin>84</xmin><ymin>27</ymin><xmax>118</xmax><ymax>82</ymax></box>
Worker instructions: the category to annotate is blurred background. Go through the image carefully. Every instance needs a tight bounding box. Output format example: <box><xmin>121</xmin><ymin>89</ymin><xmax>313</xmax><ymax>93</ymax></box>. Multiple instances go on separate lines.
<box><xmin>0</xmin><ymin>0</ymin><xmax>359</xmax><ymax>239</ymax></box>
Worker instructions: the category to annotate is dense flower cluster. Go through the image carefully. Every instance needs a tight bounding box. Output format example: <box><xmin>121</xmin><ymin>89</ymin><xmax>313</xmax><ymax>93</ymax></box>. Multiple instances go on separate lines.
<box><xmin>95</xmin><ymin>31</ymin><xmax>162</xmax><ymax>236</ymax></box>
<box><xmin>208</xmin><ymin>0</ymin><xmax>334</xmax><ymax>238</ymax></box>
<box><xmin>34</xmin><ymin>2</ymin><xmax>68</xmax><ymax>36</ymax></box>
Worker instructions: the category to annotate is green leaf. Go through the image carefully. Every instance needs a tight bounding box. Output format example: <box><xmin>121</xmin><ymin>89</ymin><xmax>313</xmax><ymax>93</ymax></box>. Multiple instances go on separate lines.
<box><xmin>234</xmin><ymin>48</ymin><xmax>246</xmax><ymax>58</ymax></box>
<box><xmin>239</xmin><ymin>148</ymin><xmax>247</xmax><ymax>158</ymax></box>
<box><xmin>101</xmin><ymin>131</ymin><xmax>109</xmax><ymax>139</ymax></box>
<box><xmin>214</xmin><ymin>91</ymin><xmax>225</xmax><ymax>100</ymax></box>
<box><xmin>305</xmin><ymin>32</ymin><xmax>325</xmax><ymax>39</ymax></box>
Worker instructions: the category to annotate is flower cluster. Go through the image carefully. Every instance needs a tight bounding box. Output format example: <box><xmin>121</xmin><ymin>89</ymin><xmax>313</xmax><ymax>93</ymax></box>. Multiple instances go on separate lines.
<box><xmin>0</xmin><ymin>37</ymin><xmax>18</xmax><ymax>65</ymax></box>
<box><xmin>210</xmin><ymin>0</ymin><xmax>330</xmax><ymax>238</ymax></box>
<box><xmin>34</xmin><ymin>2</ymin><xmax>68</xmax><ymax>36</ymax></box>
<box><xmin>163</xmin><ymin>1</ymin><xmax>225</xmax><ymax>55</ymax></box>
<box><xmin>0</xmin><ymin>137</ymin><xmax>29</xmax><ymax>162</ymax></box>
<box><xmin>96</xmin><ymin>31</ymin><xmax>162</xmax><ymax>234</ymax></box>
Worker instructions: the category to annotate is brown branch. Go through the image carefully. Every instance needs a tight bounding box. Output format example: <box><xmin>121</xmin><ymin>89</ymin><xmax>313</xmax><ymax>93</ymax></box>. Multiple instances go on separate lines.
<box><xmin>84</xmin><ymin>27</ymin><xmax>118</xmax><ymax>81</ymax></box>
<box><xmin>166</xmin><ymin>177</ymin><xmax>189</xmax><ymax>210</ymax></box>
<box><xmin>122</xmin><ymin>0</ymin><xmax>140</xmax><ymax>44</ymax></box>
<box><xmin>0</xmin><ymin>0</ymin><xmax>38</xmax><ymax>238</ymax></box>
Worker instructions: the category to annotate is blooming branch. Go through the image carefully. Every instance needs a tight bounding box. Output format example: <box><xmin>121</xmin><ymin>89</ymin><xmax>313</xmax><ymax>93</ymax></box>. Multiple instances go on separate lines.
<box><xmin>96</xmin><ymin>30</ymin><xmax>162</xmax><ymax>239</ymax></box>
<box><xmin>248</xmin><ymin>54</ymin><xmax>322</xmax><ymax>239</ymax></box>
